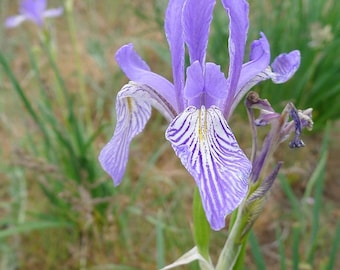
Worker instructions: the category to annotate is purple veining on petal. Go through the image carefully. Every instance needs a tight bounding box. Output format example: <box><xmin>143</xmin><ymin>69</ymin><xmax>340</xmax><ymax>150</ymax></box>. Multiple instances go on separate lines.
<box><xmin>115</xmin><ymin>44</ymin><xmax>179</xmax><ymax>113</ymax></box>
<box><xmin>165</xmin><ymin>106</ymin><xmax>251</xmax><ymax>230</ymax></box>
<box><xmin>98</xmin><ymin>84</ymin><xmax>152</xmax><ymax>186</ymax></box>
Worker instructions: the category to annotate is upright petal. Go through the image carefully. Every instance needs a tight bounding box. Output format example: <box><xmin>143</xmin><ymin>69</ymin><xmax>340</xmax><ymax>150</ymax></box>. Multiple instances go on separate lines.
<box><xmin>165</xmin><ymin>0</ymin><xmax>186</xmax><ymax>110</ymax></box>
<box><xmin>228</xmin><ymin>33</ymin><xmax>271</xmax><ymax>117</ymax></box>
<box><xmin>166</xmin><ymin>106</ymin><xmax>251</xmax><ymax>230</ymax></box>
<box><xmin>221</xmin><ymin>0</ymin><xmax>249</xmax><ymax>113</ymax></box>
<box><xmin>20</xmin><ymin>0</ymin><xmax>46</xmax><ymax>26</ymax></box>
<box><xmin>183</xmin><ymin>0</ymin><xmax>216</xmax><ymax>64</ymax></box>
<box><xmin>35</xmin><ymin>0</ymin><xmax>47</xmax><ymax>13</ymax></box>
<box><xmin>115</xmin><ymin>44</ymin><xmax>179</xmax><ymax>113</ymax></box>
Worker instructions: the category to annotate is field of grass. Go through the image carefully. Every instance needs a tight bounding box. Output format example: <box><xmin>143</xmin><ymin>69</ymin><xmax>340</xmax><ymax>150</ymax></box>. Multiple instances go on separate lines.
<box><xmin>0</xmin><ymin>0</ymin><xmax>339</xmax><ymax>269</ymax></box>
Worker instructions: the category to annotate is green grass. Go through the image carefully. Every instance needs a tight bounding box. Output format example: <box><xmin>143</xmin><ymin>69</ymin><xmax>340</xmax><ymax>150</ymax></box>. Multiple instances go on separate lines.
<box><xmin>0</xmin><ymin>0</ymin><xmax>339</xmax><ymax>269</ymax></box>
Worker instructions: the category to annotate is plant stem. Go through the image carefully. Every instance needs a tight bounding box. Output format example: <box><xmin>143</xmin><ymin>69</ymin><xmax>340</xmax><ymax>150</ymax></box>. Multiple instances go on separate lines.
<box><xmin>215</xmin><ymin>201</ymin><xmax>246</xmax><ymax>270</ymax></box>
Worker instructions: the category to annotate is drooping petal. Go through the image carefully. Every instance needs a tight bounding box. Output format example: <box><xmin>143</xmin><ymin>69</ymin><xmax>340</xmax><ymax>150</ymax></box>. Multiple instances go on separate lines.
<box><xmin>99</xmin><ymin>82</ymin><xmax>176</xmax><ymax>186</ymax></box>
<box><xmin>115</xmin><ymin>44</ymin><xmax>179</xmax><ymax>113</ymax></box>
<box><xmin>270</xmin><ymin>50</ymin><xmax>301</xmax><ymax>83</ymax></box>
<box><xmin>4</xmin><ymin>15</ymin><xmax>27</xmax><ymax>28</ymax></box>
<box><xmin>43</xmin><ymin>7</ymin><xmax>64</xmax><ymax>18</ymax></box>
<box><xmin>165</xmin><ymin>0</ymin><xmax>186</xmax><ymax>110</ymax></box>
<box><xmin>183</xmin><ymin>0</ymin><xmax>216</xmax><ymax>64</ymax></box>
<box><xmin>221</xmin><ymin>0</ymin><xmax>249</xmax><ymax>109</ymax></box>
<box><xmin>99</xmin><ymin>84</ymin><xmax>152</xmax><ymax>185</ymax></box>
<box><xmin>165</xmin><ymin>106</ymin><xmax>251</xmax><ymax>230</ymax></box>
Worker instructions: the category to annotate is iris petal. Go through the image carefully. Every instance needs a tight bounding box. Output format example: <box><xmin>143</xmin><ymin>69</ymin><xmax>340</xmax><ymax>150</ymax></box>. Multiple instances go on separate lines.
<box><xmin>165</xmin><ymin>106</ymin><xmax>251</xmax><ymax>230</ymax></box>
<box><xmin>20</xmin><ymin>0</ymin><xmax>45</xmax><ymax>26</ymax></box>
<box><xmin>4</xmin><ymin>15</ymin><xmax>26</xmax><ymax>28</ymax></box>
<box><xmin>183</xmin><ymin>0</ymin><xmax>216</xmax><ymax>64</ymax></box>
<box><xmin>99</xmin><ymin>83</ymin><xmax>157</xmax><ymax>186</ymax></box>
<box><xmin>204</xmin><ymin>62</ymin><xmax>228</xmax><ymax>100</ymax></box>
<box><xmin>183</xmin><ymin>61</ymin><xmax>204</xmax><ymax>100</ymax></box>
<box><xmin>271</xmin><ymin>50</ymin><xmax>301</xmax><ymax>83</ymax></box>
<box><xmin>116</xmin><ymin>44</ymin><xmax>179</xmax><ymax>113</ymax></box>
<box><xmin>43</xmin><ymin>7</ymin><xmax>64</xmax><ymax>18</ymax></box>
<box><xmin>165</xmin><ymin>0</ymin><xmax>186</xmax><ymax>110</ymax></box>
<box><xmin>221</xmin><ymin>0</ymin><xmax>249</xmax><ymax>109</ymax></box>
<box><xmin>228</xmin><ymin>33</ymin><xmax>271</xmax><ymax>117</ymax></box>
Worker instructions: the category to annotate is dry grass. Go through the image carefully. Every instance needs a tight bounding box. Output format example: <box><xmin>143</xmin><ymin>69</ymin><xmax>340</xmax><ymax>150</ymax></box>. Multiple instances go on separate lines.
<box><xmin>0</xmin><ymin>1</ymin><xmax>339</xmax><ymax>269</ymax></box>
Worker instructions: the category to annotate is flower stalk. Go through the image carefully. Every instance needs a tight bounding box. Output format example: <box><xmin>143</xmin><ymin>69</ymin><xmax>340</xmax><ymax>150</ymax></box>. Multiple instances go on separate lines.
<box><xmin>96</xmin><ymin>0</ymin><xmax>313</xmax><ymax>268</ymax></box>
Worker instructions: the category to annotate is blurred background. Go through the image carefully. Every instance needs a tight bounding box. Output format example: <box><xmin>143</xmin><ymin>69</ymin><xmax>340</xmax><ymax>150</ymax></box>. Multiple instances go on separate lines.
<box><xmin>0</xmin><ymin>0</ymin><xmax>339</xmax><ymax>269</ymax></box>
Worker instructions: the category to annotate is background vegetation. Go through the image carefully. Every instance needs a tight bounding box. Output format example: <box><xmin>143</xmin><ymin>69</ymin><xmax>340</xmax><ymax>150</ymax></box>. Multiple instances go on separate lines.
<box><xmin>0</xmin><ymin>0</ymin><xmax>339</xmax><ymax>269</ymax></box>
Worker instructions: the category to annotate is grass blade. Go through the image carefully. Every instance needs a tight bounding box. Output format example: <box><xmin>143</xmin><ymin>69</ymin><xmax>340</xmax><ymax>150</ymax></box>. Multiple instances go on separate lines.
<box><xmin>249</xmin><ymin>230</ymin><xmax>266</xmax><ymax>270</ymax></box>
<box><xmin>325</xmin><ymin>221</ymin><xmax>340</xmax><ymax>270</ymax></box>
<box><xmin>291</xmin><ymin>225</ymin><xmax>300</xmax><ymax>270</ymax></box>
<box><xmin>0</xmin><ymin>221</ymin><xmax>70</xmax><ymax>239</ymax></box>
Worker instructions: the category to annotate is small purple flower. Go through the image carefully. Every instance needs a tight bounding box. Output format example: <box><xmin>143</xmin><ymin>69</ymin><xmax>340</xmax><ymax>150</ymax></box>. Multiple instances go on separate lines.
<box><xmin>99</xmin><ymin>0</ymin><xmax>300</xmax><ymax>230</ymax></box>
<box><xmin>5</xmin><ymin>0</ymin><xmax>63</xmax><ymax>28</ymax></box>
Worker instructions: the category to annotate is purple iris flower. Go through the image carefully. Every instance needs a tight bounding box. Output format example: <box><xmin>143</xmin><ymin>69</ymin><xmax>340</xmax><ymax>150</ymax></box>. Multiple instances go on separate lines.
<box><xmin>5</xmin><ymin>0</ymin><xmax>63</xmax><ymax>28</ymax></box>
<box><xmin>99</xmin><ymin>0</ymin><xmax>300</xmax><ymax>231</ymax></box>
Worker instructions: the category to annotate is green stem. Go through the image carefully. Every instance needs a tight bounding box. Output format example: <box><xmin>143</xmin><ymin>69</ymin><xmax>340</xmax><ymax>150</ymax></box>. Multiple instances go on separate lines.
<box><xmin>193</xmin><ymin>187</ymin><xmax>211</xmax><ymax>261</ymax></box>
<box><xmin>232</xmin><ymin>232</ymin><xmax>250</xmax><ymax>270</ymax></box>
<box><xmin>215</xmin><ymin>201</ymin><xmax>246</xmax><ymax>270</ymax></box>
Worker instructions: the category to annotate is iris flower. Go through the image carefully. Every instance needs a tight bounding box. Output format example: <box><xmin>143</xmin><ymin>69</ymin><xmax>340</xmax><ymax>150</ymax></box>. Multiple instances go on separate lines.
<box><xmin>5</xmin><ymin>0</ymin><xmax>63</xmax><ymax>28</ymax></box>
<box><xmin>99</xmin><ymin>0</ymin><xmax>300</xmax><ymax>231</ymax></box>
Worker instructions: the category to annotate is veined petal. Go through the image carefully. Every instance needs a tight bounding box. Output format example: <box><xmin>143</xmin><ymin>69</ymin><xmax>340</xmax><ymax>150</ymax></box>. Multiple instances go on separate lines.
<box><xmin>165</xmin><ymin>106</ymin><xmax>251</xmax><ymax>230</ymax></box>
<box><xmin>115</xmin><ymin>44</ymin><xmax>179</xmax><ymax>113</ymax></box>
<box><xmin>4</xmin><ymin>15</ymin><xmax>27</xmax><ymax>28</ymax></box>
<box><xmin>183</xmin><ymin>0</ymin><xmax>216</xmax><ymax>64</ymax></box>
<box><xmin>236</xmin><ymin>33</ymin><xmax>270</xmax><ymax>95</ymax></box>
<box><xmin>228</xmin><ymin>33</ymin><xmax>271</xmax><ymax>117</ymax></box>
<box><xmin>270</xmin><ymin>50</ymin><xmax>301</xmax><ymax>83</ymax></box>
<box><xmin>119</xmin><ymin>82</ymin><xmax>177</xmax><ymax>122</ymax></box>
<box><xmin>43</xmin><ymin>7</ymin><xmax>64</xmax><ymax>18</ymax></box>
<box><xmin>221</xmin><ymin>0</ymin><xmax>249</xmax><ymax>109</ymax></box>
<box><xmin>99</xmin><ymin>82</ymin><xmax>176</xmax><ymax>186</ymax></box>
<box><xmin>165</xmin><ymin>0</ymin><xmax>185</xmax><ymax>110</ymax></box>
